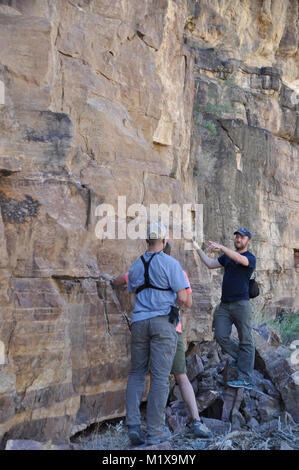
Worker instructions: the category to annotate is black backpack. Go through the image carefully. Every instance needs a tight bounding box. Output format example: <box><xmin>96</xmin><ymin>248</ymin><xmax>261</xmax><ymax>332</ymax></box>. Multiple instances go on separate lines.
<box><xmin>249</xmin><ymin>273</ymin><xmax>259</xmax><ymax>298</ymax></box>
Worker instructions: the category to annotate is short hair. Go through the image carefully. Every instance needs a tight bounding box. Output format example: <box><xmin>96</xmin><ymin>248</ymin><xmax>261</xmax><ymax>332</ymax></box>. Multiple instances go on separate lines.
<box><xmin>147</xmin><ymin>238</ymin><xmax>160</xmax><ymax>246</ymax></box>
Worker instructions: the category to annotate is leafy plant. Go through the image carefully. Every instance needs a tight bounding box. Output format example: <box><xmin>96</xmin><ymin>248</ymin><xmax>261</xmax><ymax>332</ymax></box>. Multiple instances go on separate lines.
<box><xmin>268</xmin><ymin>311</ymin><xmax>299</xmax><ymax>346</ymax></box>
<box><xmin>201</xmin><ymin>119</ymin><xmax>217</xmax><ymax>135</ymax></box>
<box><xmin>193</xmin><ymin>72</ymin><xmax>239</xmax><ymax>134</ymax></box>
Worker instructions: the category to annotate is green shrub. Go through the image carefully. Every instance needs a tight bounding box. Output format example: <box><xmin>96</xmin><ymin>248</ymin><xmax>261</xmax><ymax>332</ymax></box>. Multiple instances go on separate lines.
<box><xmin>201</xmin><ymin>119</ymin><xmax>217</xmax><ymax>135</ymax></box>
<box><xmin>193</xmin><ymin>72</ymin><xmax>238</xmax><ymax>134</ymax></box>
<box><xmin>268</xmin><ymin>311</ymin><xmax>299</xmax><ymax>346</ymax></box>
<box><xmin>199</xmin><ymin>102</ymin><xmax>235</xmax><ymax>116</ymax></box>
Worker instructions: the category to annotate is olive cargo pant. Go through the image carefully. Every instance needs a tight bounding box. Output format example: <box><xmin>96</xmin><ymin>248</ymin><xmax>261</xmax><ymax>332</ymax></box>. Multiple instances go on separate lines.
<box><xmin>126</xmin><ymin>315</ymin><xmax>177</xmax><ymax>438</ymax></box>
<box><xmin>214</xmin><ymin>300</ymin><xmax>255</xmax><ymax>382</ymax></box>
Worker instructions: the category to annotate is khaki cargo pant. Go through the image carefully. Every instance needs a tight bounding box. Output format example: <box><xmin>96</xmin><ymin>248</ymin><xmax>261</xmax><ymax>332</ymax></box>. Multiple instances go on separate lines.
<box><xmin>126</xmin><ymin>315</ymin><xmax>177</xmax><ymax>438</ymax></box>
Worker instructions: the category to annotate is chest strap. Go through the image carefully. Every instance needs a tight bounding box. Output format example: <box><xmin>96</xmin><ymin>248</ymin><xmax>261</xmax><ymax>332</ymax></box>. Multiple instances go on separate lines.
<box><xmin>135</xmin><ymin>252</ymin><xmax>172</xmax><ymax>295</ymax></box>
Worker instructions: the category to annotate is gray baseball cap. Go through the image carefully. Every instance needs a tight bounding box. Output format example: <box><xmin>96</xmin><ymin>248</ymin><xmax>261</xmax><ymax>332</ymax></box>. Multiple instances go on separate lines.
<box><xmin>147</xmin><ymin>222</ymin><xmax>167</xmax><ymax>240</ymax></box>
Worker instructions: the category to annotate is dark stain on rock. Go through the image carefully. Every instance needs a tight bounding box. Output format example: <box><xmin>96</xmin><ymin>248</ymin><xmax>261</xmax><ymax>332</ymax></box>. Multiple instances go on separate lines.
<box><xmin>25</xmin><ymin>112</ymin><xmax>73</xmax><ymax>144</ymax></box>
<box><xmin>0</xmin><ymin>169</ymin><xmax>19</xmax><ymax>177</ymax></box>
<box><xmin>81</xmin><ymin>184</ymin><xmax>91</xmax><ymax>230</ymax></box>
<box><xmin>24</xmin><ymin>111</ymin><xmax>73</xmax><ymax>163</ymax></box>
<box><xmin>0</xmin><ymin>193</ymin><xmax>41</xmax><ymax>223</ymax></box>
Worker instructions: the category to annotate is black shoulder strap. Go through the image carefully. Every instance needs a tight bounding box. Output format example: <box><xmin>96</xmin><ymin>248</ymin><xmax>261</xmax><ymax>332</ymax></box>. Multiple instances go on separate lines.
<box><xmin>135</xmin><ymin>252</ymin><xmax>172</xmax><ymax>294</ymax></box>
<box><xmin>140</xmin><ymin>252</ymin><xmax>156</xmax><ymax>286</ymax></box>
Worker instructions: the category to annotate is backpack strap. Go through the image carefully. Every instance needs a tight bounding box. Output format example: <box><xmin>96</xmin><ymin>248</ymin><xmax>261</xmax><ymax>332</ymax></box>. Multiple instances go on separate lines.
<box><xmin>135</xmin><ymin>252</ymin><xmax>172</xmax><ymax>294</ymax></box>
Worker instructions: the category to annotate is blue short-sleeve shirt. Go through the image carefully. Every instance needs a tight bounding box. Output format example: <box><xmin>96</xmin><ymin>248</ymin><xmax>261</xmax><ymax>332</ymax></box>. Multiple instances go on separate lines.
<box><xmin>128</xmin><ymin>250</ymin><xmax>189</xmax><ymax>324</ymax></box>
<box><xmin>217</xmin><ymin>250</ymin><xmax>256</xmax><ymax>302</ymax></box>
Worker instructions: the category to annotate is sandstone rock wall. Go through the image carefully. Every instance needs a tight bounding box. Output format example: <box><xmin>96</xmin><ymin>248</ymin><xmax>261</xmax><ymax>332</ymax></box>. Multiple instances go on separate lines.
<box><xmin>0</xmin><ymin>0</ymin><xmax>298</xmax><ymax>446</ymax></box>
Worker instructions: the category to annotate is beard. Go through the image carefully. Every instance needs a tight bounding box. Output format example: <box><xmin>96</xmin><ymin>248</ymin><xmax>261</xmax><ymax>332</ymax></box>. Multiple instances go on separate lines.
<box><xmin>234</xmin><ymin>240</ymin><xmax>248</xmax><ymax>251</ymax></box>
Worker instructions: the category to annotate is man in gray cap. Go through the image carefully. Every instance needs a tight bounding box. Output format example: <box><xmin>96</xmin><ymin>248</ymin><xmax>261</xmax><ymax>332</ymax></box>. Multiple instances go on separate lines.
<box><xmin>125</xmin><ymin>222</ymin><xmax>190</xmax><ymax>446</ymax></box>
<box><xmin>192</xmin><ymin>228</ymin><xmax>256</xmax><ymax>389</ymax></box>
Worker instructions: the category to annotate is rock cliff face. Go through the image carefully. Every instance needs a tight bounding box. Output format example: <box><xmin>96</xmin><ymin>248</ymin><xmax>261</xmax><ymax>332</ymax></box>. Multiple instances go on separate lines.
<box><xmin>0</xmin><ymin>0</ymin><xmax>298</xmax><ymax>446</ymax></box>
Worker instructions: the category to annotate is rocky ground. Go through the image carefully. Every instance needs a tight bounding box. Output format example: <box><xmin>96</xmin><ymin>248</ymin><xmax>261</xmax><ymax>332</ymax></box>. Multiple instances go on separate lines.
<box><xmin>71</xmin><ymin>325</ymin><xmax>299</xmax><ymax>451</ymax></box>
<box><xmin>7</xmin><ymin>324</ymin><xmax>298</xmax><ymax>451</ymax></box>
<box><xmin>69</xmin><ymin>409</ymin><xmax>299</xmax><ymax>451</ymax></box>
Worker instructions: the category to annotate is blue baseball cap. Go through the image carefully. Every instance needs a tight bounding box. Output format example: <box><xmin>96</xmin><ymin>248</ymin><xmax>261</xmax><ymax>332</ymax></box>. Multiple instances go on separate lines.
<box><xmin>234</xmin><ymin>227</ymin><xmax>252</xmax><ymax>239</ymax></box>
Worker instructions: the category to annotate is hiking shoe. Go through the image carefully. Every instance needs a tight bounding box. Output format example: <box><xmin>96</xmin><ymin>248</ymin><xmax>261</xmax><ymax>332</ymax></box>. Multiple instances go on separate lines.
<box><xmin>227</xmin><ymin>379</ymin><xmax>253</xmax><ymax>390</ymax></box>
<box><xmin>147</xmin><ymin>426</ymin><xmax>172</xmax><ymax>446</ymax></box>
<box><xmin>128</xmin><ymin>425</ymin><xmax>145</xmax><ymax>446</ymax></box>
<box><xmin>193</xmin><ymin>420</ymin><xmax>213</xmax><ymax>438</ymax></box>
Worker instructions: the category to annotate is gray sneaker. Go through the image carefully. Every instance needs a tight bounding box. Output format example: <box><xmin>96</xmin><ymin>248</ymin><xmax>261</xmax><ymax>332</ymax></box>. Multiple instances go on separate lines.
<box><xmin>193</xmin><ymin>420</ymin><xmax>213</xmax><ymax>438</ymax></box>
<box><xmin>227</xmin><ymin>379</ymin><xmax>253</xmax><ymax>390</ymax></box>
<box><xmin>147</xmin><ymin>426</ymin><xmax>172</xmax><ymax>446</ymax></box>
<box><xmin>128</xmin><ymin>425</ymin><xmax>145</xmax><ymax>446</ymax></box>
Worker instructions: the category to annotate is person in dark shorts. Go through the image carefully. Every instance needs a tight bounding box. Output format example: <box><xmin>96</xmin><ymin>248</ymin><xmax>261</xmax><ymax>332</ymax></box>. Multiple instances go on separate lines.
<box><xmin>192</xmin><ymin>227</ymin><xmax>256</xmax><ymax>389</ymax></box>
<box><xmin>164</xmin><ymin>243</ymin><xmax>212</xmax><ymax>438</ymax></box>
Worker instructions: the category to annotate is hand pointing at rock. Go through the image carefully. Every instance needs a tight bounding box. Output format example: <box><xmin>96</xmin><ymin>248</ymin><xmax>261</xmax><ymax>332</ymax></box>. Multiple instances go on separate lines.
<box><xmin>207</xmin><ymin>241</ymin><xmax>223</xmax><ymax>252</ymax></box>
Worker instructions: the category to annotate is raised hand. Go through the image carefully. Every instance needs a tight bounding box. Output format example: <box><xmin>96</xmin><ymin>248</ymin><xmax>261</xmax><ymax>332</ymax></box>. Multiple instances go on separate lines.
<box><xmin>207</xmin><ymin>241</ymin><xmax>223</xmax><ymax>252</ymax></box>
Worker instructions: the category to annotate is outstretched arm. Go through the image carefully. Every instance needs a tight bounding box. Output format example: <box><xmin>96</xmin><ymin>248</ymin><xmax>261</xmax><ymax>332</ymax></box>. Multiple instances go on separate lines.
<box><xmin>112</xmin><ymin>273</ymin><xmax>127</xmax><ymax>286</ymax></box>
<box><xmin>207</xmin><ymin>241</ymin><xmax>249</xmax><ymax>266</ymax></box>
<box><xmin>192</xmin><ymin>240</ymin><xmax>222</xmax><ymax>269</ymax></box>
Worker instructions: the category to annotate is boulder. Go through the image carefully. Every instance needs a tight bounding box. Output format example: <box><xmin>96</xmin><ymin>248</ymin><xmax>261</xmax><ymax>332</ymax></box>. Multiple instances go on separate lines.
<box><xmin>240</xmin><ymin>390</ymin><xmax>259</xmax><ymax>422</ymax></box>
<box><xmin>246</xmin><ymin>417</ymin><xmax>260</xmax><ymax>430</ymax></box>
<box><xmin>256</xmin><ymin>395</ymin><xmax>281</xmax><ymax>423</ymax></box>
<box><xmin>186</xmin><ymin>354</ymin><xmax>204</xmax><ymax>382</ymax></box>
<box><xmin>253</xmin><ymin>324</ymin><xmax>281</xmax><ymax>347</ymax></box>
<box><xmin>201</xmin><ymin>418</ymin><xmax>231</xmax><ymax>435</ymax></box>
<box><xmin>166</xmin><ymin>401</ymin><xmax>191</xmax><ymax>433</ymax></box>
<box><xmin>253</xmin><ymin>331</ymin><xmax>299</xmax><ymax>423</ymax></box>
<box><xmin>5</xmin><ymin>439</ymin><xmax>81</xmax><ymax>450</ymax></box>
<box><xmin>231</xmin><ymin>411</ymin><xmax>246</xmax><ymax>431</ymax></box>
<box><xmin>196</xmin><ymin>390</ymin><xmax>221</xmax><ymax>413</ymax></box>
<box><xmin>221</xmin><ymin>387</ymin><xmax>238</xmax><ymax>422</ymax></box>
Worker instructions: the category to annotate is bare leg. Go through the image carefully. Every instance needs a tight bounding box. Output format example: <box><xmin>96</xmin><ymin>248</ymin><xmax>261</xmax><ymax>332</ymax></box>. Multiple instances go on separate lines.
<box><xmin>175</xmin><ymin>373</ymin><xmax>200</xmax><ymax>420</ymax></box>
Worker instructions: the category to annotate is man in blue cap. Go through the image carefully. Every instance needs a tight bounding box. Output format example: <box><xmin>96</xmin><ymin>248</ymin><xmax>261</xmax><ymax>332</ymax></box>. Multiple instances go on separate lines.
<box><xmin>192</xmin><ymin>228</ymin><xmax>256</xmax><ymax>389</ymax></box>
